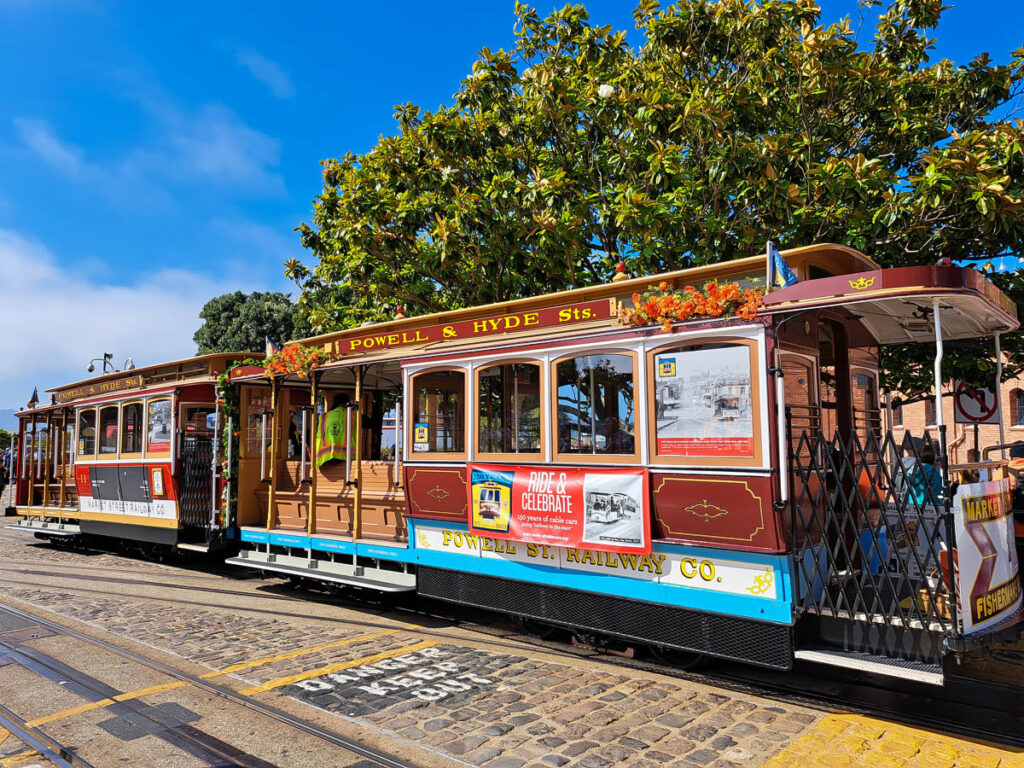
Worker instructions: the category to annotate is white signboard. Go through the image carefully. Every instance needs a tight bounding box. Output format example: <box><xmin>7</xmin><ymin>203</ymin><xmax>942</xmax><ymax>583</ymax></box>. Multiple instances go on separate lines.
<box><xmin>414</xmin><ymin>524</ymin><xmax>777</xmax><ymax>600</ymax></box>
<box><xmin>953</xmin><ymin>380</ymin><xmax>1000</xmax><ymax>424</ymax></box>
<box><xmin>952</xmin><ymin>478</ymin><xmax>1022</xmax><ymax>634</ymax></box>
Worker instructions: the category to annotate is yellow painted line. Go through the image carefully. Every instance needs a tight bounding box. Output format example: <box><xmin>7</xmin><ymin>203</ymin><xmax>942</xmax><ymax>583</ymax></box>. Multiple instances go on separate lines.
<box><xmin>760</xmin><ymin>713</ymin><xmax>1024</xmax><ymax>768</ymax></box>
<box><xmin>2</xmin><ymin>750</ymin><xmax>44</xmax><ymax>767</ymax></box>
<box><xmin>0</xmin><ymin>727</ymin><xmax>7</xmax><ymax>747</ymax></box>
<box><xmin>204</xmin><ymin>625</ymin><xmax>418</xmax><ymax>678</ymax></box>
<box><xmin>113</xmin><ymin>681</ymin><xmax>187</xmax><ymax>701</ymax></box>
<box><xmin>26</xmin><ymin>699</ymin><xmax>114</xmax><ymax>727</ymax></box>
<box><xmin>25</xmin><ymin>681</ymin><xmax>188</xmax><ymax>727</ymax></box>
<box><xmin>239</xmin><ymin>639</ymin><xmax>438</xmax><ymax>695</ymax></box>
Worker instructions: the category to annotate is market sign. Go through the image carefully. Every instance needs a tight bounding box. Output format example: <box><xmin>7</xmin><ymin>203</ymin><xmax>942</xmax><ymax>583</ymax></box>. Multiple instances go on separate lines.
<box><xmin>54</xmin><ymin>374</ymin><xmax>145</xmax><ymax>404</ymax></box>
<box><xmin>467</xmin><ymin>463</ymin><xmax>651</xmax><ymax>554</ymax></box>
<box><xmin>335</xmin><ymin>298</ymin><xmax>615</xmax><ymax>356</ymax></box>
<box><xmin>414</xmin><ymin>523</ymin><xmax>778</xmax><ymax>600</ymax></box>
<box><xmin>952</xmin><ymin>478</ymin><xmax>1022</xmax><ymax>633</ymax></box>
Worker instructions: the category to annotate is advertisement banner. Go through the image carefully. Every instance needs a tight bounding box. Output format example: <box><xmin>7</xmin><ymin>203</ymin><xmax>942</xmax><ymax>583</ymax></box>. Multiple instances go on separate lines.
<box><xmin>953</xmin><ymin>478</ymin><xmax>1022</xmax><ymax>634</ymax></box>
<box><xmin>468</xmin><ymin>464</ymin><xmax>651</xmax><ymax>554</ymax></box>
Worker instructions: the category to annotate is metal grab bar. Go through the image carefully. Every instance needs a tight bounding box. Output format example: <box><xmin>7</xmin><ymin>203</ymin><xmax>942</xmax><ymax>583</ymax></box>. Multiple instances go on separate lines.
<box><xmin>345</xmin><ymin>404</ymin><xmax>354</xmax><ymax>486</ymax></box>
<box><xmin>260</xmin><ymin>410</ymin><xmax>270</xmax><ymax>483</ymax></box>
<box><xmin>299</xmin><ymin>407</ymin><xmax>310</xmax><ymax>485</ymax></box>
<box><xmin>224</xmin><ymin>416</ymin><xmax>233</xmax><ymax>528</ymax></box>
<box><xmin>393</xmin><ymin>404</ymin><xmax>402</xmax><ymax>488</ymax></box>
<box><xmin>209</xmin><ymin>401</ymin><xmax>220</xmax><ymax>530</ymax></box>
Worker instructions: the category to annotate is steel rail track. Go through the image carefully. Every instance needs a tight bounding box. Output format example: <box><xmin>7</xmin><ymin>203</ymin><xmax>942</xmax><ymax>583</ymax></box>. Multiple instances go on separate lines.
<box><xmin>0</xmin><ymin>604</ymin><xmax>421</xmax><ymax>768</ymax></box>
<box><xmin>0</xmin><ymin>701</ymin><xmax>97</xmax><ymax>768</ymax></box>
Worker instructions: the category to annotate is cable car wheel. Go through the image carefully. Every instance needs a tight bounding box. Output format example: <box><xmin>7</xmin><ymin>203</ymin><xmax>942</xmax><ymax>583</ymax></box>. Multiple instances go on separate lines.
<box><xmin>647</xmin><ymin>644</ymin><xmax>709</xmax><ymax>670</ymax></box>
<box><xmin>514</xmin><ymin>615</ymin><xmax>559</xmax><ymax>639</ymax></box>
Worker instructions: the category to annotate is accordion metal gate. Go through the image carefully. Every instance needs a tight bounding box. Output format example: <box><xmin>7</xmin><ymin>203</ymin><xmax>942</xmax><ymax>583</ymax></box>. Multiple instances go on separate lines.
<box><xmin>179</xmin><ymin>435</ymin><xmax>214</xmax><ymax>542</ymax></box>
<box><xmin>788</xmin><ymin>419</ymin><xmax>959</xmax><ymax>661</ymax></box>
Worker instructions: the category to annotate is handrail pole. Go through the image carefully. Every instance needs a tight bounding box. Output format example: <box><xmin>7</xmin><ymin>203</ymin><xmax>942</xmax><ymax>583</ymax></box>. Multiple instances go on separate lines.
<box><xmin>225</xmin><ymin>415</ymin><xmax>234</xmax><ymax>529</ymax></box>
<box><xmin>995</xmin><ymin>333</ymin><xmax>1006</xmax><ymax>459</ymax></box>
<box><xmin>265</xmin><ymin>380</ymin><xmax>280</xmax><ymax>532</ymax></box>
<box><xmin>775</xmin><ymin>347</ymin><xmax>788</xmax><ymax>504</ymax></box>
<box><xmin>27</xmin><ymin>420</ymin><xmax>37</xmax><ymax>507</ymax></box>
<box><xmin>299</xmin><ymin>408</ymin><xmax>308</xmax><ymax>483</ymax></box>
<box><xmin>307</xmin><ymin>373</ymin><xmax>319</xmax><ymax>537</ymax></box>
<box><xmin>352</xmin><ymin>366</ymin><xmax>363</xmax><ymax>543</ymax></box>
<box><xmin>393</xmin><ymin>396</ymin><xmax>402</xmax><ymax>488</ymax></box>
<box><xmin>209</xmin><ymin>399</ymin><xmax>220</xmax><ymax>533</ymax></box>
<box><xmin>260</xmin><ymin>411</ymin><xmax>268</xmax><ymax>481</ymax></box>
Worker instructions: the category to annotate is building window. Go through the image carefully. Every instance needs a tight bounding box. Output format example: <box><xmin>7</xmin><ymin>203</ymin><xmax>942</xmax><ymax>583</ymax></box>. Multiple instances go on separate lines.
<box><xmin>477</xmin><ymin>362</ymin><xmax>541</xmax><ymax>454</ymax></box>
<box><xmin>77</xmin><ymin>409</ymin><xmax>96</xmax><ymax>457</ymax></box>
<box><xmin>411</xmin><ymin>370</ymin><xmax>465</xmax><ymax>454</ymax></box>
<box><xmin>98</xmin><ymin>405</ymin><xmax>119</xmax><ymax>455</ymax></box>
<box><xmin>1013</xmin><ymin>388</ymin><xmax>1024</xmax><ymax>426</ymax></box>
<box><xmin>121</xmin><ymin>402</ymin><xmax>144</xmax><ymax>455</ymax></box>
<box><xmin>891</xmin><ymin>399</ymin><xmax>903</xmax><ymax>428</ymax></box>
<box><xmin>925</xmin><ymin>398</ymin><xmax>936</xmax><ymax>426</ymax></box>
<box><xmin>555</xmin><ymin>353</ymin><xmax>635</xmax><ymax>456</ymax></box>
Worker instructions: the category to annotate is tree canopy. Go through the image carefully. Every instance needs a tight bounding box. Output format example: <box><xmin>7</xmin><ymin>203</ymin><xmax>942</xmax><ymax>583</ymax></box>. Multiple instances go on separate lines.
<box><xmin>193</xmin><ymin>291</ymin><xmax>310</xmax><ymax>355</ymax></box>
<box><xmin>288</xmin><ymin>0</ymin><xmax>1024</xmax><ymax>398</ymax></box>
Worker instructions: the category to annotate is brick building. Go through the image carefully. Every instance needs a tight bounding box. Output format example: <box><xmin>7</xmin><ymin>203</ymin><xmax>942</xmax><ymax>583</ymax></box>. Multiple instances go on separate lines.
<box><xmin>888</xmin><ymin>375</ymin><xmax>1024</xmax><ymax>463</ymax></box>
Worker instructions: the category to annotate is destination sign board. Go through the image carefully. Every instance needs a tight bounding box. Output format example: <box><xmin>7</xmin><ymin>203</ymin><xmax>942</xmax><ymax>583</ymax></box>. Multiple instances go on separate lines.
<box><xmin>54</xmin><ymin>374</ymin><xmax>145</xmax><ymax>404</ymax></box>
<box><xmin>334</xmin><ymin>298</ymin><xmax>615</xmax><ymax>356</ymax></box>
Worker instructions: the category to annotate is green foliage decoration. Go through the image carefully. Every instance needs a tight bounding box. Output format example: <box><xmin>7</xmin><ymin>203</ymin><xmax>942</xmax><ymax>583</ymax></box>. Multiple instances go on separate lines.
<box><xmin>289</xmin><ymin>0</ymin><xmax>1024</xmax><ymax>399</ymax></box>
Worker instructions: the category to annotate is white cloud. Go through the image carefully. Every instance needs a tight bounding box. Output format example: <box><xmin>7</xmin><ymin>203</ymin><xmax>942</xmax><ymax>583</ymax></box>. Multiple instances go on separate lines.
<box><xmin>236</xmin><ymin>49</ymin><xmax>295</xmax><ymax>99</ymax></box>
<box><xmin>14</xmin><ymin>97</ymin><xmax>284</xmax><ymax>196</ymax></box>
<box><xmin>0</xmin><ymin>228</ymin><xmax>246</xmax><ymax>409</ymax></box>
<box><xmin>13</xmin><ymin>117</ymin><xmax>91</xmax><ymax>178</ymax></box>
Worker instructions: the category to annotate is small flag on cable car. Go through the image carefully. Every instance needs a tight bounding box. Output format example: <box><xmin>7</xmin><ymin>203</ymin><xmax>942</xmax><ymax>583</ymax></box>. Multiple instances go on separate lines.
<box><xmin>265</xmin><ymin>337</ymin><xmax>281</xmax><ymax>356</ymax></box>
<box><xmin>767</xmin><ymin>240</ymin><xmax>798</xmax><ymax>290</ymax></box>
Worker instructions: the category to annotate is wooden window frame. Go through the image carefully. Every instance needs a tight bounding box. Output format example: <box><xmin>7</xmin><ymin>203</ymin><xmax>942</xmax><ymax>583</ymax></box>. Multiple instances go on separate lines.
<box><xmin>120</xmin><ymin>400</ymin><xmax>145</xmax><ymax>459</ymax></box>
<box><xmin>407</xmin><ymin>367</ymin><xmax>468</xmax><ymax>461</ymax></box>
<box><xmin>76</xmin><ymin>406</ymin><xmax>97</xmax><ymax>460</ymax></box>
<box><xmin>96</xmin><ymin>403</ymin><xmax>121</xmax><ymax>461</ymax></box>
<box><xmin>551</xmin><ymin>349</ymin><xmax>640</xmax><ymax>465</ymax></box>
<box><xmin>645</xmin><ymin>337</ymin><xmax>764</xmax><ymax>469</ymax></box>
<box><xmin>473</xmin><ymin>358</ymin><xmax>546</xmax><ymax>463</ymax></box>
<box><xmin>145</xmin><ymin>396</ymin><xmax>173</xmax><ymax>459</ymax></box>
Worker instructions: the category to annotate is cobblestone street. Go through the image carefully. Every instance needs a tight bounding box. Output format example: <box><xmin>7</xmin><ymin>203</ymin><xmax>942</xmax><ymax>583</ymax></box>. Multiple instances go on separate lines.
<box><xmin>1</xmin><ymin>522</ymin><xmax>1023</xmax><ymax>767</ymax></box>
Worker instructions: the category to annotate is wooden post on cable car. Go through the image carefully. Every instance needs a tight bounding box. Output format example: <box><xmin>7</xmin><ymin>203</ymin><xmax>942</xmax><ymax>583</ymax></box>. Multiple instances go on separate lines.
<box><xmin>27</xmin><ymin>420</ymin><xmax>37</xmax><ymax>507</ymax></box>
<box><xmin>307</xmin><ymin>371</ymin><xmax>319</xmax><ymax>538</ymax></box>
<box><xmin>933</xmin><ymin>297</ymin><xmax>959</xmax><ymax>629</ymax></box>
<box><xmin>352</xmin><ymin>366</ymin><xmax>363</xmax><ymax>543</ymax></box>
<box><xmin>58</xmin><ymin>409</ymin><xmax>69</xmax><ymax>509</ymax></box>
<box><xmin>266</xmin><ymin>378</ymin><xmax>281</xmax><ymax>532</ymax></box>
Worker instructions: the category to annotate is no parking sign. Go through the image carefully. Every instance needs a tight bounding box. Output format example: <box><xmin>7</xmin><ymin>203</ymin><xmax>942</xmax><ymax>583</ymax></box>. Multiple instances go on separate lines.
<box><xmin>953</xmin><ymin>380</ymin><xmax>1000</xmax><ymax>424</ymax></box>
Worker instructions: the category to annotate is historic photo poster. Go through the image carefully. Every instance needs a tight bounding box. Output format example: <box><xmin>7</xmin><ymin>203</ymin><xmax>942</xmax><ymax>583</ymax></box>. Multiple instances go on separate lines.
<box><xmin>654</xmin><ymin>345</ymin><xmax>754</xmax><ymax>457</ymax></box>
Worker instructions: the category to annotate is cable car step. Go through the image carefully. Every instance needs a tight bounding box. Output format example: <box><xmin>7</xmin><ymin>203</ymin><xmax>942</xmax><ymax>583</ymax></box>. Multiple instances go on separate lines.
<box><xmin>10</xmin><ymin>519</ymin><xmax>81</xmax><ymax>537</ymax></box>
<box><xmin>795</xmin><ymin>646</ymin><xmax>943</xmax><ymax>686</ymax></box>
<box><xmin>176</xmin><ymin>542</ymin><xmax>211</xmax><ymax>553</ymax></box>
<box><xmin>225</xmin><ymin>552</ymin><xmax>416</xmax><ymax>593</ymax></box>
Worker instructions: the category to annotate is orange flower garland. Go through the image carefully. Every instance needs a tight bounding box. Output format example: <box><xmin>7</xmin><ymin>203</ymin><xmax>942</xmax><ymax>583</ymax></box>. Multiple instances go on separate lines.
<box><xmin>621</xmin><ymin>280</ymin><xmax>763</xmax><ymax>331</ymax></box>
<box><xmin>262</xmin><ymin>344</ymin><xmax>326</xmax><ymax>378</ymax></box>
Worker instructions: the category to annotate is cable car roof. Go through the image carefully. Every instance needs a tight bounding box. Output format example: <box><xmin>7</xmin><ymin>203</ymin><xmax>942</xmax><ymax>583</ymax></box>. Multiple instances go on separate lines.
<box><xmin>762</xmin><ymin>265</ymin><xmax>1018</xmax><ymax>344</ymax></box>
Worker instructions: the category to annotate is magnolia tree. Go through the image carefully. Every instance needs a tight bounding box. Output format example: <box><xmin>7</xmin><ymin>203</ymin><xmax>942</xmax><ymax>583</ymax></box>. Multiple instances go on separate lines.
<box><xmin>288</xmin><ymin>0</ymin><xmax>1024</xmax><ymax>399</ymax></box>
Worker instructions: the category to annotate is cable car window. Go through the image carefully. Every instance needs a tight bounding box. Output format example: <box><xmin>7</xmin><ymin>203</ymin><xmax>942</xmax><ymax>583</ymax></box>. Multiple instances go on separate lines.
<box><xmin>146</xmin><ymin>398</ymin><xmax>172</xmax><ymax>454</ymax></box>
<box><xmin>653</xmin><ymin>343</ymin><xmax>754</xmax><ymax>458</ymax></box>
<box><xmin>411</xmin><ymin>370</ymin><xmax>465</xmax><ymax>454</ymax></box>
<box><xmin>98</xmin><ymin>406</ymin><xmax>119</xmax><ymax>455</ymax></box>
<box><xmin>78</xmin><ymin>409</ymin><xmax>96</xmax><ymax>457</ymax></box>
<box><xmin>556</xmin><ymin>354</ymin><xmax>635</xmax><ymax>455</ymax></box>
<box><xmin>478</xmin><ymin>363</ymin><xmax>541</xmax><ymax>454</ymax></box>
<box><xmin>183</xmin><ymin>405</ymin><xmax>215</xmax><ymax>436</ymax></box>
<box><xmin>121</xmin><ymin>402</ymin><xmax>144</xmax><ymax>454</ymax></box>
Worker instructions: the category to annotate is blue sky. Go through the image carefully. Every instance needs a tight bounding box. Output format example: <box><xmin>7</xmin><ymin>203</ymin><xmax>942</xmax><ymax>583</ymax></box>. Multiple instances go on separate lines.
<box><xmin>2</xmin><ymin>0</ymin><xmax>1022</xmax><ymax>413</ymax></box>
